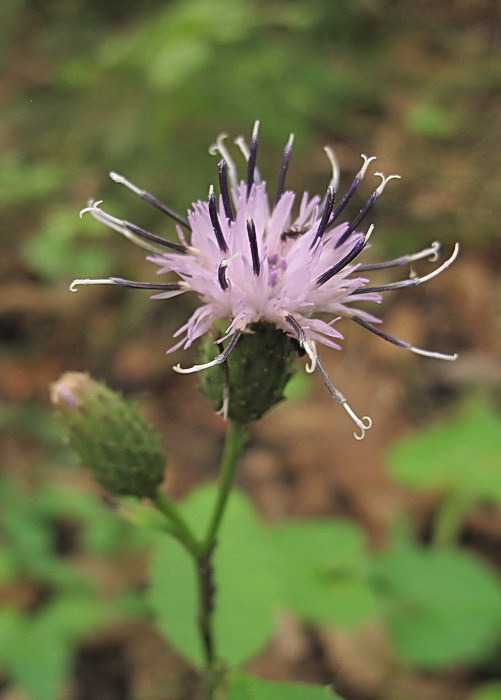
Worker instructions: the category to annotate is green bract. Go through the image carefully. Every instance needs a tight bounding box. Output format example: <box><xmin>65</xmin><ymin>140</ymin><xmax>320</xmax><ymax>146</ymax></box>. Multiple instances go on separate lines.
<box><xmin>198</xmin><ymin>322</ymin><xmax>299</xmax><ymax>422</ymax></box>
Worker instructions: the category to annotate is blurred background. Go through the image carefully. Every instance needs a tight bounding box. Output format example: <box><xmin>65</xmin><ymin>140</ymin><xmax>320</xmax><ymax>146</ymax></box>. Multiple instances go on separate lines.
<box><xmin>1</xmin><ymin>0</ymin><xmax>500</xmax><ymax>698</ymax></box>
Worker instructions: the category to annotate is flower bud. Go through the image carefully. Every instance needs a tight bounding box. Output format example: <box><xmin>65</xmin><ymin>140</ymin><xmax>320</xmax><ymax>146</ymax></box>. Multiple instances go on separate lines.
<box><xmin>51</xmin><ymin>372</ymin><xmax>166</xmax><ymax>498</ymax></box>
<box><xmin>198</xmin><ymin>323</ymin><xmax>298</xmax><ymax>422</ymax></box>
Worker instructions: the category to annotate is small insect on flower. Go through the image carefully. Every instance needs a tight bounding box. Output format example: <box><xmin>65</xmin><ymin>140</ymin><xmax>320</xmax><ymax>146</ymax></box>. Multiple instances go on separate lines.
<box><xmin>72</xmin><ymin>122</ymin><xmax>458</xmax><ymax>438</ymax></box>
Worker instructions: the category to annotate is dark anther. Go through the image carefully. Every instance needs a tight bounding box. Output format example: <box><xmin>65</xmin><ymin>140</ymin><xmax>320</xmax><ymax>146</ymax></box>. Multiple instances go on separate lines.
<box><xmin>246</xmin><ymin>124</ymin><xmax>259</xmax><ymax>199</ymax></box>
<box><xmin>208</xmin><ymin>189</ymin><xmax>229</xmax><ymax>253</ymax></box>
<box><xmin>139</xmin><ymin>192</ymin><xmax>190</xmax><ymax>230</ymax></box>
<box><xmin>328</xmin><ymin>162</ymin><xmax>370</xmax><ymax>229</ymax></box>
<box><xmin>246</xmin><ymin>219</ymin><xmax>260</xmax><ymax>276</ymax></box>
<box><xmin>316</xmin><ymin>235</ymin><xmax>367</xmax><ymax>286</ymax></box>
<box><xmin>109</xmin><ymin>278</ymin><xmax>182</xmax><ymax>291</ymax></box>
<box><xmin>218</xmin><ymin>160</ymin><xmax>235</xmax><ymax>222</ymax></box>
<box><xmin>274</xmin><ymin>134</ymin><xmax>294</xmax><ymax>205</ymax></box>
<box><xmin>310</xmin><ymin>187</ymin><xmax>335</xmax><ymax>249</ymax></box>
<box><xmin>109</xmin><ymin>172</ymin><xmax>191</xmax><ymax>230</ymax></box>
<box><xmin>351</xmin><ymin>316</ymin><xmax>407</xmax><ymax>348</ymax></box>
<box><xmin>285</xmin><ymin>314</ymin><xmax>306</xmax><ymax>346</ymax></box>
<box><xmin>336</xmin><ymin>186</ymin><xmax>381</xmax><ymax>248</ymax></box>
<box><xmin>217</xmin><ymin>261</ymin><xmax>229</xmax><ymax>290</ymax></box>
<box><xmin>123</xmin><ymin>221</ymin><xmax>188</xmax><ymax>253</ymax></box>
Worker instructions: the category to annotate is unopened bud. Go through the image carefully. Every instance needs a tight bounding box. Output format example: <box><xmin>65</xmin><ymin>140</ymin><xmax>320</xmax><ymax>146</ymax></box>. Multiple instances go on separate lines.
<box><xmin>198</xmin><ymin>322</ymin><xmax>298</xmax><ymax>422</ymax></box>
<box><xmin>51</xmin><ymin>372</ymin><xmax>166</xmax><ymax>498</ymax></box>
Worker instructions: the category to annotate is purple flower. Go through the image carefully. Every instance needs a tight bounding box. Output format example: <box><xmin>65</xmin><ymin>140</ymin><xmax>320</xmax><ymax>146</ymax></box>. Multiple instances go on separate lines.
<box><xmin>72</xmin><ymin>122</ymin><xmax>458</xmax><ymax>438</ymax></box>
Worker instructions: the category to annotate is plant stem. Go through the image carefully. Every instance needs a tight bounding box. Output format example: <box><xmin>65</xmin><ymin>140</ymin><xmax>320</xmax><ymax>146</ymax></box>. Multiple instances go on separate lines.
<box><xmin>197</xmin><ymin>420</ymin><xmax>248</xmax><ymax>698</ymax></box>
<box><xmin>152</xmin><ymin>491</ymin><xmax>201</xmax><ymax>556</ymax></box>
<box><xmin>152</xmin><ymin>420</ymin><xmax>248</xmax><ymax>699</ymax></box>
<box><xmin>197</xmin><ymin>552</ymin><xmax>216</xmax><ymax>665</ymax></box>
<box><xmin>202</xmin><ymin>420</ymin><xmax>248</xmax><ymax>553</ymax></box>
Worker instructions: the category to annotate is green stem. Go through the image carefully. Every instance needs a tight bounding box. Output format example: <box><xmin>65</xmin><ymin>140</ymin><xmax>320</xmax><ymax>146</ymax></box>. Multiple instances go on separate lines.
<box><xmin>197</xmin><ymin>420</ymin><xmax>248</xmax><ymax>698</ymax></box>
<box><xmin>202</xmin><ymin>420</ymin><xmax>248</xmax><ymax>553</ymax></box>
<box><xmin>152</xmin><ymin>491</ymin><xmax>201</xmax><ymax>556</ymax></box>
<box><xmin>152</xmin><ymin>421</ymin><xmax>248</xmax><ymax>699</ymax></box>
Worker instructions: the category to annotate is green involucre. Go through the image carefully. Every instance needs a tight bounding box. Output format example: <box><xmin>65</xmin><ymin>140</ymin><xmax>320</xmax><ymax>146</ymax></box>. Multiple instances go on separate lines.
<box><xmin>198</xmin><ymin>322</ymin><xmax>299</xmax><ymax>422</ymax></box>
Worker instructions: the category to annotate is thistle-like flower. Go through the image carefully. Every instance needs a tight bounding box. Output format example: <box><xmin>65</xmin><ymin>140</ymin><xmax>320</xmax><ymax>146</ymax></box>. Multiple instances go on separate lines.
<box><xmin>72</xmin><ymin>122</ymin><xmax>458</xmax><ymax>438</ymax></box>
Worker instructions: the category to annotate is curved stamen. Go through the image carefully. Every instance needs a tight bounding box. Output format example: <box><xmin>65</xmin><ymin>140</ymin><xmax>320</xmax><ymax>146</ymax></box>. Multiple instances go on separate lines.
<box><xmin>234</xmin><ymin>135</ymin><xmax>250</xmax><ymax>160</ymax></box>
<box><xmin>357</xmin><ymin>241</ymin><xmax>441</xmax><ymax>271</ymax></box>
<box><xmin>352</xmin><ymin>243</ymin><xmax>460</xmax><ymax>294</ymax></box>
<box><xmin>284</xmin><ymin>314</ymin><xmax>317</xmax><ymax>372</ymax></box>
<box><xmin>335</xmin><ymin>173</ymin><xmax>400</xmax><ymax>248</ymax></box>
<box><xmin>173</xmin><ymin>330</ymin><xmax>242</xmax><ymax>374</ymax></box>
<box><xmin>217</xmin><ymin>252</ymin><xmax>241</xmax><ymax>291</ymax></box>
<box><xmin>235</xmin><ymin>133</ymin><xmax>262</xmax><ymax>184</ymax></box>
<box><xmin>316</xmin><ymin>225</ymin><xmax>374</xmax><ymax>287</ymax></box>
<box><xmin>70</xmin><ymin>278</ymin><xmax>116</xmax><ymax>292</ymax></box>
<box><xmin>209</xmin><ymin>133</ymin><xmax>237</xmax><ymax>190</ymax></box>
<box><xmin>208</xmin><ymin>186</ymin><xmax>229</xmax><ymax>253</ymax></box>
<box><xmin>246</xmin><ymin>219</ymin><xmax>260</xmax><ymax>275</ymax></box>
<box><xmin>351</xmin><ymin>316</ymin><xmax>458</xmax><ymax>361</ymax></box>
<box><xmin>310</xmin><ymin>186</ymin><xmax>335</xmax><ymax>249</ymax></box>
<box><xmin>274</xmin><ymin>133</ymin><xmax>294</xmax><ymax>205</ymax></box>
<box><xmin>315</xmin><ymin>356</ymin><xmax>372</xmax><ymax>440</ymax></box>
<box><xmin>246</xmin><ymin>120</ymin><xmax>259</xmax><ymax>198</ymax></box>
<box><xmin>109</xmin><ymin>172</ymin><xmax>190</xmax><ymax>230</ymax></box>
<box><xmin>218</xmin><ymin>160</ymin><xmax>235</xmax><ymax>222</ymax></box>
<box><xmin>328</xmin><ymin>154</ymin><xmax>377</xmax><ymax>225</ymax></box>
<box><xmin>323</xmin><ymin>146</ymin><xmax>340</xmax><ymax>193</ymax></box>
<box><xmin>80</xmin><ymin>202</ymin><xmax>188</xmax><ymax>254</ymax></box>
<box><xmin>109</xmin><ymin>278</ymin><xmax>184</xmax><ymax>291</ymax></box>
<box><xmin>69</xmin><ymin>277</ymin><xmax>188</xmax><ymax>293</ymax></box>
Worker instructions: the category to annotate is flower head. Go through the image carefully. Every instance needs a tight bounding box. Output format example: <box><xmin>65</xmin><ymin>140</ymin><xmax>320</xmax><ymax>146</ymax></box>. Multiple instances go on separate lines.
<box><xmin>72</xmin><ymin>122</ymin><xmax>458</xmax><ymax>438</ymax></box>
<box><xmin>51</xmin><ymin>372</ymin><xmax>166</xmax><ymax>497</ymax></box>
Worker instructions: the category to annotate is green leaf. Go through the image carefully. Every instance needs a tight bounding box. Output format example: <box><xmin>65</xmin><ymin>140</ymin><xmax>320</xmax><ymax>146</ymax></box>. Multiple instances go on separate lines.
<box><xmin>387</xmin><ymin>399</ymin><xmax>501</xmax><ymax>502</ymax></box>
<box><xmin>227</xmin><ymin>672</ymin><xmax>344</xmax><ymax>699</ymax></box>
<box><xmin>0</xmin><ymin>479</ymin><xmax>56</xmax><ymax>575</ymax></box>
<box><xmin>373</xmin><ymin>545</ymin><xmax>501</xmax><ymax>667</ymax></box>
<box><xmin>472</xmin><ymin>682</ymin><xmax>501</xmax><ymax>700</ymax></box>
<box><xmin>2</xmin><ymin>610</ymin><xmax>72</xmax><ymax>700</ymax></box>
<box><xmin>271</xmin><ymin>519</ymin><xmax>378</xmax><ymax>626</ymax></box>
<box><xmin>149</xmin><ymin>534</ymin><xmax>202</xmax><ymax>663</ymax></box>
<box><xmin>149</xmin><ymin>485</ymin><xmax>279</xmax><ymax>666</ymax></box>
<box><xmin>0</xmin><ymin>606</ymin><xmax>25</xmax><ymax>664</ymax></box>
<box><xmin>0</xmin><ymin>590</ymin><xmax>145</xmax><ymax>700</ymax></box>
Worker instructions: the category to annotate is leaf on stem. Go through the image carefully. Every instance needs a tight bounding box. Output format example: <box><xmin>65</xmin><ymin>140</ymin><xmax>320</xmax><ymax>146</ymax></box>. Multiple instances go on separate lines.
<box><xmin>148</xmin><ymin>485</ymin><xmax>279</xmax><ymax>667</ymax></box>
<box><xmin>270</xmin><ymin>519</ymin><xmax>378</xmax><ymax>627</ymax></box>
<box><xmin>372</xmin><ymin>545</ymin><xmax>501</xmax><ymax>667</ymax></box>
<box><xmin>227</xmin><ymin>671</ymin><xmax>344</xmax><ymax>699</ymax></box>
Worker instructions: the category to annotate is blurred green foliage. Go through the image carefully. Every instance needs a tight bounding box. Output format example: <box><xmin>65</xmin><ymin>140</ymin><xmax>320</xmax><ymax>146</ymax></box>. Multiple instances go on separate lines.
<box><xmin>373</xmin><ymin>545</ymin><xmax>501</xmax><ymax>668</ymax></box>
<box><xmin>149</xmin><ymin>483</ymin><xmax>501</xmax><ymax>674</ymax></box>
<box><xmin>227</xmin><ymin>672</ymin><xmax>344</xmax><ymax>699</ymax></box>
<box><xmin>3</xmin><ymin>0</ymin><xmax>500</xmax><ymax>285</ymax></box>
<box><xmin>0</xmin><ymin>476</ymin><xmax>149</xmax><ymax>700</ymax></box>
<box><xmin>472</xmin><ymin>683</ymin><xmax>501</xmax><ymax>700</ymax></box>
<box><xmin>388</xmin><ymin>397</ymin><xmax>501</xmax><ymax>546</ymax></box>
<box><xmin>271</xmin><ymin>519</ymin><xmax>378</xmax><ymax>627</ymax></box>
